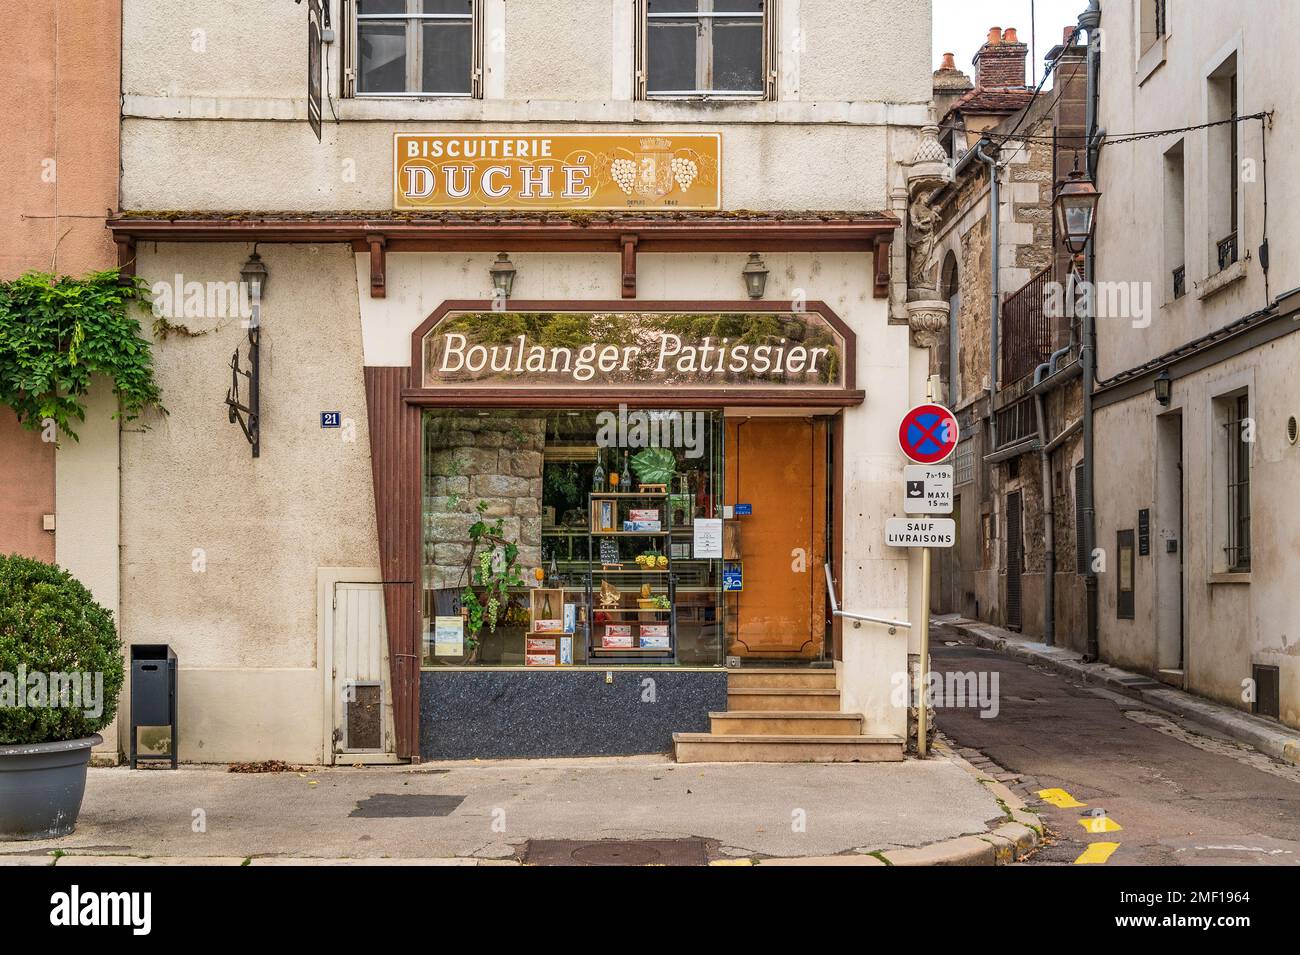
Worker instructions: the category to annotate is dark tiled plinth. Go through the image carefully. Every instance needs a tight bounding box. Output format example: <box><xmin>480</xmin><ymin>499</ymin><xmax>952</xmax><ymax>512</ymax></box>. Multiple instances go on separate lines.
<box><xmin>419</xmin><ymin>669</ymin><xmax>727</xmax><ymax>759</ymax></box>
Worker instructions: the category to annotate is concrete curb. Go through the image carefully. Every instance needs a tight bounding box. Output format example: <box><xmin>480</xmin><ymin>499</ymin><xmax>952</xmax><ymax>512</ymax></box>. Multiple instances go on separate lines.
<box><xmin>947</xmin><ymin>618</ymin><xmax>1300</xmax><ymax>767</ymax></box>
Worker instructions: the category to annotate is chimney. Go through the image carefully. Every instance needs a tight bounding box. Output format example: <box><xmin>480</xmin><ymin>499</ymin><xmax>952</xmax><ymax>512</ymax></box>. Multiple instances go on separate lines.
<box><xmin>974</xmin><ymin>25</ymin><xmax>1028</xmax><ymax>89</ymax></box>
<box><xmin>941</xmin><ymin>52</ymin><xmax>956</xmax><ymax>71</ymax></box>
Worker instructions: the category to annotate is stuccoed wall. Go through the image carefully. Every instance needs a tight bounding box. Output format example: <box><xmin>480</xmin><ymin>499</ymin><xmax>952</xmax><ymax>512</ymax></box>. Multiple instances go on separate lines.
<box><xmin>1095</xmin><ymin>0</ymin><xmax>1300</xmax><ymax>374</ymax></box>
<box><xmin>118</xmin><ymin>0</ymin><xmax>930</xmax><ymax>213</ymax></box>
<box><xmin>120</xmin><ymin>242</ymin><xmax>378</xmax><ymax>762</ymax></box>
<box><xmin>1096</xmin><ymin>338</ymin><xmax>1300</xmax><ymax>730</ymax></box>
<box><xmin>120</xmin><ymin>120</ymin><xmax>897</xmax><ymax>213</ymax></box>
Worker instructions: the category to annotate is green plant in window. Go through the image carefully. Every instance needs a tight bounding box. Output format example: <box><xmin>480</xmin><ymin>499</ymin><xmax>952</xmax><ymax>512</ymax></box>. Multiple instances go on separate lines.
<box><xmin>460</xmin><ymin>501</ymin><xmax>524</xmax><ymax>653</ymax></box>
<box><xmin>630</xmin><ymin>446</ymin><xmax>676</xmax><ymax>485</ymax></box>
<box><xmin>0</xmin><ymin>269</ymin><xmax>164</xmax><ymax>441</ymax></box>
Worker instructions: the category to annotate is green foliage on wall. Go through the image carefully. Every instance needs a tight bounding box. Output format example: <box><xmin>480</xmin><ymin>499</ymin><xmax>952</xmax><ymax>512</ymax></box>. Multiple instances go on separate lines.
<box><xmin>0</xmin><ymin>269</ymin><xmax>164</xmax><ymax>441</ymax></box>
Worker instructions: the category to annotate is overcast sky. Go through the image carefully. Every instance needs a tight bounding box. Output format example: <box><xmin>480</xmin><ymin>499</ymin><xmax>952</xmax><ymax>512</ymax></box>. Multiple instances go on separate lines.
<box><xmin>932</xmin><ymin>0</ymin><xmax>1087</xmax><ymax>87</ymax></box>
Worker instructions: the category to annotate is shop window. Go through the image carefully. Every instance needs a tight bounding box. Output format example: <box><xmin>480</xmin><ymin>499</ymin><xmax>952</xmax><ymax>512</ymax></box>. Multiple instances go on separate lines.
<box><xmin>420</xmin><ymin>408</ymin><xmax>727</xmax><ymax>667</ymax></box>
<box><xmin>348</xmin><ymin>0</ymin><xmax>481</xmax><ymax>97</ymax></box>
<box><xmin>638</xmin><ymin>0</ymin><xmax>775</xmax><ymax>100</ymax></box>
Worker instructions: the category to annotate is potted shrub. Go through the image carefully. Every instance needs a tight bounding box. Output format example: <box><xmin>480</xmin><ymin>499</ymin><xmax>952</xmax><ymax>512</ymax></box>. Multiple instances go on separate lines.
<box><xmin>0</xmin><ymin>555</ymin><xmax>124</xmax><ymax>839</ymax></box>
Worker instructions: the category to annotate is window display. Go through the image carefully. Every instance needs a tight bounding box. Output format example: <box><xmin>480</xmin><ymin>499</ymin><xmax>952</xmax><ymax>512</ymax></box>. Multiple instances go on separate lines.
<box><xmin>421</xmin><ymin>407</ymin><xmax>725</xmax><ymax>666</ymax></box>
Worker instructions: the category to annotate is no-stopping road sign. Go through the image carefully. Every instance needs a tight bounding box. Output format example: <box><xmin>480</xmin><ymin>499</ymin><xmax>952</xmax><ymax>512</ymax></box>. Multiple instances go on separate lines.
<box><xmin>898</xmin><ymin>403</ymin><xmax>959</xmax><ymax>465</ymax></box>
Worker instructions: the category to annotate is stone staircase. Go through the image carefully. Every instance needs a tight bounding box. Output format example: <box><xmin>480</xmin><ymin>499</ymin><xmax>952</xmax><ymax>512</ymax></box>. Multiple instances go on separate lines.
<box><xmin>672</xmin><ymin>668</ymin><xmax>905</xmax><ymax>763</ymax></box>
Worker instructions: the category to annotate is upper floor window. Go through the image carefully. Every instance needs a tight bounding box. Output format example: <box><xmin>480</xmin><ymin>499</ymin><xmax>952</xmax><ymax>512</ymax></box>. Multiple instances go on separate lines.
<box><xmin>639</xmin><ymin>0</ymin><xmax>774</xmax><ymax>99</ymax></box>
<box><xmin>349</xmin><ymin>0</ymin><xmax>480</xmax><ymax>98</ymax></box>
<box><xmin>1139</xmin><ymin>0</ymin><xmax>1167</xmax><ymax>54</ymax></box>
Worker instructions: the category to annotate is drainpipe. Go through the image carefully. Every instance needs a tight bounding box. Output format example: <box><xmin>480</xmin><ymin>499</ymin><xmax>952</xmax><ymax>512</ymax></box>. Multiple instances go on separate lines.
<box><xmin>1033</xmin><ymin>365</ymin><xmax>1056</xmax><ymax>646</ymax></box>
<box><xmin>976</xmin><ymin>140</ymin><xmax>1001</xmax><ymax>449</ymax></box>
<box><xmin>1079</xmin><ymin>0</ymin><xmax>1102</xmax><ymax>661</ymax></box>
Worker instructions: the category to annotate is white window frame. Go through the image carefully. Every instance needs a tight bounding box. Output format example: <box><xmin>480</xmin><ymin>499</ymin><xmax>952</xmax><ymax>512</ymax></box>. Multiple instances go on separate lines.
<box><xmin>344</xmin><ymin>0</ymin><xmax>483</xmax><ymax>99</ymax></box>
<box><xmin>636</xmin><ymin>0</ymin><xmax>777</xmax><ymax>101</ymax></box>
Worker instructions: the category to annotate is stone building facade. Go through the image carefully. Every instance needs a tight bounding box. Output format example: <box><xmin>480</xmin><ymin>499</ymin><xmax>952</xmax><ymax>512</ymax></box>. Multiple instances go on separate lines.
<box><xmin>923</xmin><ymin>27</ymin><xmax>1090</xmax><ymax>648</ymax></box>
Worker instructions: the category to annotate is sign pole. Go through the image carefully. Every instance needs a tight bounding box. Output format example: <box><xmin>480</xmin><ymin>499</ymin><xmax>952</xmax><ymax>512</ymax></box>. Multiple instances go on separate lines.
<box><xmin>917</xmin><ymin>545</ymin><xmax>930</xmax><ymax>758</ymax></box>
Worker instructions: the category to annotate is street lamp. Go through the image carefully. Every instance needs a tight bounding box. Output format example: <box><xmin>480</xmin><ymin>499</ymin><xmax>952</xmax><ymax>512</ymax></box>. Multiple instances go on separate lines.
<box><xmin>742</xmin><ymin>252</ymin><xmax>769</xmax><ymax>299</ymax></box>
<box><xmin>1154</xmin><ymin>370</ymin><xmax>1172</xmax><ymax>406</ymax></box>
<box><xmin>240</xmin><ymin>249</ymin><xmax>269</xmax><ymax>302</ymax></box>
<box><xmin>489</xmin><ymin>253</ymin><xmax>517</xmax><ymax>298</ymax></box>
<box><xmin>1053</xmin><ymin>166</ymin><xmax>1101</xmax><ymax>256</ymax></box>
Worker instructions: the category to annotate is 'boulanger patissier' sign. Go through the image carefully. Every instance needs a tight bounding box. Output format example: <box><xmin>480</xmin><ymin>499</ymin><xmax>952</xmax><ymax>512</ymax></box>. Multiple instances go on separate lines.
<box><xmin>420</xmin><ymin>310</ymin><xmax>844</xmax><ymax>390</ymax></box>
<box><xmin>393</xmin><ymin>133</ymin><xmax>721</xmax><ymax>211</ymax></box>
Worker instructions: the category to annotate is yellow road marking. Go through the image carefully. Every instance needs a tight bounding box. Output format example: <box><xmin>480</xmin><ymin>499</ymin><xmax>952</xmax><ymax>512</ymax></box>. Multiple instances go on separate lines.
<box><xmin>1079</xmin><ymin>815</ymin><xmax>1122</xmax><ymax>833</ymax></box>
<box><xmin>1037</xmin><ymin>787</ymin><xmax>1086</xmax><ymax>808</ymax></box>
<box><xmin>1074</xmin><ymin>842</ymin><xmax>1120</xmax><ymax>864</ymax></box>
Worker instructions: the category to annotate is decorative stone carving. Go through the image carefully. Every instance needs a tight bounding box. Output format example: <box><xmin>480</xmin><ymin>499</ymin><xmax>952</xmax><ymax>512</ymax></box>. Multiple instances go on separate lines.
<box><xmin>906</xmin><ymin>298</ymin><xmax>949</xmax><ymax>350</ymax></box>
<box><xmin>905</xmin><ymin>123</ymin><xmax>953</xmax><ymax>196</ymax></box>
<box><xmin>903</xmin><ymin>119</ymin><xmax>954</xmax><ymax>314</ymax></box>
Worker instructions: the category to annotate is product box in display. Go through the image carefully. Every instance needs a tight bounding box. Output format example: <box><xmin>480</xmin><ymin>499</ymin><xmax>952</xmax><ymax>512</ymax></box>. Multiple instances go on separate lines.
<box><xmin>639</xmin><ymin>634</ymin><xmax>670</xmax><ymax>650</ymax></box>
<box><xmin>559</xmin><ymin>636</ymin><xmax>573</xmax><ymax>665</ymax></box>
<box><xmin>533</xmin><ymin>619</ymin><xmax>564</xmax><ymax>633</ymax></box>
<box><xmin>526</xmin><ymin>637</ymin><xmax>557</xmax><ymax>653</ymax></box>
<box><xmin>602</xmin><ymin>628</ymin><xmax>634</xmax><ymax>649</ymax></box>
<box><xmin>629</xmin><ymin>509</ymin><xmax>661</xmax><ymax>522</ymax></box>
<box><xmin>640</xmin><ymin>624</ymin><xmax>668</xmax><ymax>639</ymax></box>
<box><xmin>525</xmin><ymin>654</ymin><xmax>556</xmax><ymax>667</ymax></box>
<box><xmin>622</xmin><ymin>520</ymin><xmax>662</xmax><ymax>532</ymax></box>
<box><xmin>563</xmin><ymin>603</ymin><xmax>576</xmax><ymax>633</ymax></box>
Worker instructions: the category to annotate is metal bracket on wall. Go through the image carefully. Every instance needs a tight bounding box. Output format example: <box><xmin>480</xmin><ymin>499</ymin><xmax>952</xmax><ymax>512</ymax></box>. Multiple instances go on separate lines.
<box><xmin>224</xmin><ymin>324</ymin><xmax>260</xmax><ymax>457</ymax></box>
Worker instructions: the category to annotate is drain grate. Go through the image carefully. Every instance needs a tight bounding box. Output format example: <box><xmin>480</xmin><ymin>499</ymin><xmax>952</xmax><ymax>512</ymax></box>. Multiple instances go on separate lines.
<box><xmin>523</xmin><ymin>838</ymin><xmax>711</xmax><ymax>866</ymax></box>
<box><xmin>349</xmin><ymin>793</ymin><xmax>465</xmax><ymax>818</ymax></box>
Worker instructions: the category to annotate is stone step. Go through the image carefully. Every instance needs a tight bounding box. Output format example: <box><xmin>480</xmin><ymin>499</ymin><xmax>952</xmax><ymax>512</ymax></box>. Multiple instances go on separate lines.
<box><xmin>709</xmin><ymin>711</ymin><xmax>864</xmax><ymax>736</ymax></box>
<box><xmin>673</xmin><ymin>733</ymin><xmax>905</xmax><ymax>763</ymax></box>
<box><xmin>726</xmin><ymin>668</ymin><xmax>838</xmax><ymax>689</ymax></box>
<box><xmin>726</xmin><ymin>687</ymin><xmax>841</xmax><ymax>712</ymax></box>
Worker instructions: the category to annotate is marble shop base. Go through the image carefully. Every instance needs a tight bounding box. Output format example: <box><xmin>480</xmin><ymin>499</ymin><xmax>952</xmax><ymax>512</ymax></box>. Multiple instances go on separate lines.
<box><xmin>419</xmin><ymin>669</ymin><xmax>727</xmax><ymax>759</ymax></box>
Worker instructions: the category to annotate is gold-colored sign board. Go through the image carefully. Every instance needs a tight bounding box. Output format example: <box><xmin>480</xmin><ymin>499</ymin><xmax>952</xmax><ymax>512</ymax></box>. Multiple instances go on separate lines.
<box><xmin>393</xmin><ymin>132</ymin><xmax>721</xmax><ymax>211</ymax></box>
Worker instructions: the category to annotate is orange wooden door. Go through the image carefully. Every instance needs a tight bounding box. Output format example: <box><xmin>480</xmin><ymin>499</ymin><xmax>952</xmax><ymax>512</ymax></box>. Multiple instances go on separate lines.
<box><xmin>725</xmin><ymin>418</ymin><xmax>827</xmax><ymax>659</ymax></box>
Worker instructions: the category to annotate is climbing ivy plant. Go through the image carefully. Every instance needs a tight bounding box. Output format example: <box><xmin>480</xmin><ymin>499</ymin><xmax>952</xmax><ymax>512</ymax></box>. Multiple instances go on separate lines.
<box><xmin>0</xmin><ymin>269</ymin><xmax>164</xmax><ymax>441</ymax></box>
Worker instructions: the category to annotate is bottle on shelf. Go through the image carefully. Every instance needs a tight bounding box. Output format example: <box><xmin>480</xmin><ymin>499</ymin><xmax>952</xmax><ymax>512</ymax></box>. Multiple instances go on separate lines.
<box><xmin>592</xmin><ymin>456</ymin><xmax>605</xmax><ymax>493</ymax></box>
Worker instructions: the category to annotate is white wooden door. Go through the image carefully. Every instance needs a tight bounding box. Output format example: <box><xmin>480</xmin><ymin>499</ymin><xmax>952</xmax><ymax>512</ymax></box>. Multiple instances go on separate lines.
<box><xmin>330</xmin><ymin>582</ymin><xmax>394</xmax><ymax>761</ymax></box>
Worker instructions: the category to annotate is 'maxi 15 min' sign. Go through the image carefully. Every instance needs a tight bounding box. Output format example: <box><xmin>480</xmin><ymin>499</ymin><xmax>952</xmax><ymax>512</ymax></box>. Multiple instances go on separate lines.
<box><xmin>393</xmin><ymin>132</ymin><xmax>721</xmax><ymax>211</ymax></box>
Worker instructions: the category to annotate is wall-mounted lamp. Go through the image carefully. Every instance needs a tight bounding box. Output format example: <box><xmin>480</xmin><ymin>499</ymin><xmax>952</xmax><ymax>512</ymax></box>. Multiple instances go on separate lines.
<box><xmin>1154</xmin><ymin>370</ymin><xmax>1172</xmax><ymax>406</ymax></box>
<box><xmin>742</xmin><ymin>252</ymin><xmax>769</xmax><ymax>299</ymax></box>
<box><xmin>240</xmin><ymin>249</ymin><xmax>269</xmax><ymax>304</ymax></box>
<box><xmin>490</xmin><ymin>253</ymin><xmax>517</xmax><ymax>298</ymax></box>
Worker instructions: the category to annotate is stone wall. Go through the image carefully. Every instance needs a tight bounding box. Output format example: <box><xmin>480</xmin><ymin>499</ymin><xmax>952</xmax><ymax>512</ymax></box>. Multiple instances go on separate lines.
<box><xmin>424</xmin><ymin>414</ymin><xmax>545</xmax><ymax>591</ymax></box>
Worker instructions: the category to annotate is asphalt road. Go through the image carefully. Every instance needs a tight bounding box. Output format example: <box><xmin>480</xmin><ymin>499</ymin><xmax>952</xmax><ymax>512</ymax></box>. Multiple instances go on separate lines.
<box><xmin>932</xmin><ymin>627</ymin><xmax>1300</xmax><ymax>866</ymax></box>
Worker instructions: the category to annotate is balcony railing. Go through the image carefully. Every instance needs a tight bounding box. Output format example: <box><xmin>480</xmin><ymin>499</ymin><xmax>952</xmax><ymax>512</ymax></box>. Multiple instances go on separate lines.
<box><xmin>1000</xmin><ymin>265</ymin><xmax>1054</xmax><ymax>386</ymax></box>
<box><xmin>1217</xmin><ymin>232</ymin><xmax>1238</xmax><ymax>272</ymax></box>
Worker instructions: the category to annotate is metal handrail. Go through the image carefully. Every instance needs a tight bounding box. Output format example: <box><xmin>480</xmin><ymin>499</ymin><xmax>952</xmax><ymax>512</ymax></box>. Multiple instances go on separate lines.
<box><xmin>823</xmin><ymin>564</ymin><xmax>911</xmax><ymax>634</ymax></box>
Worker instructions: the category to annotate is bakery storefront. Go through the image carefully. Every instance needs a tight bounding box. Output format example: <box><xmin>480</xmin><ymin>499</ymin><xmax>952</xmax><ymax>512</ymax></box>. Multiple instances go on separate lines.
<box><xmin>388</xmin><ymin>297</ymin><xmax>869</xmax><ymax>758</ymax></box>
<box><xmin>111</xmin><ymin>131</ymin><xmax>907</xmax><ymax>762</ymax></box>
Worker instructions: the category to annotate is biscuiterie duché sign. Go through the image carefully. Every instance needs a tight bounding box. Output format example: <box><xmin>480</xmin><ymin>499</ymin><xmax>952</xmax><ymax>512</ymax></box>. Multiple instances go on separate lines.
<box><xmin>393</xmin><ymin>133</ymin><xmax>721</xmax><ymax>211</ymax></box>
<box><xmin>419</xmin><ymin>310</ymin><xmax>845</xmax><ymax>390</ymax></box>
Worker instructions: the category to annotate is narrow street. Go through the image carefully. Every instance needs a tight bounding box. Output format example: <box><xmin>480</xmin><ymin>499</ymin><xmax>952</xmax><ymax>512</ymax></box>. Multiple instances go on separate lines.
<box><xmin>932</xmin><ymin>626</ymin><xmax>1300</xmax><ymax>866</ymax></box>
